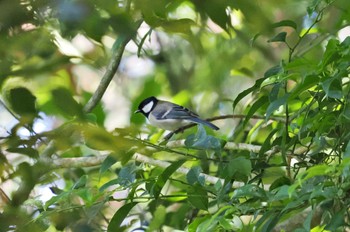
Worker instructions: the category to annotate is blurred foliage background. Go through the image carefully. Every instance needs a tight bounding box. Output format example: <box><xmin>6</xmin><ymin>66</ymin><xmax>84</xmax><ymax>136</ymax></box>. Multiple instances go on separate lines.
<box><xmin>1</xmin><ymin>0</ymin><xmax>350</xmax><ymax>231</ymax></box>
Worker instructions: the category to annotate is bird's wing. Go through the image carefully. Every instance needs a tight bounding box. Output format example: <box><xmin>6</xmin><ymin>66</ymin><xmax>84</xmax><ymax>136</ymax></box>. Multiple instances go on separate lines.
<box><xmin>152</xmin><ymin>101</ymin><xmax>219</xmax><ymax>130</ymax></box>
<box><xmin>153</xmin><ymin>102</ymin><xmax>198</xmax><ymax>120</ymax></box>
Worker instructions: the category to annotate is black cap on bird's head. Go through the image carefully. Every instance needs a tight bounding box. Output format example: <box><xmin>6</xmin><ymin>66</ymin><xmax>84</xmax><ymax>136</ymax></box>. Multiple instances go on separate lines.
<box><xmin>135</xmin><ymin>96</ymin><xmax>158</xmax><ymax>116</ymax></box>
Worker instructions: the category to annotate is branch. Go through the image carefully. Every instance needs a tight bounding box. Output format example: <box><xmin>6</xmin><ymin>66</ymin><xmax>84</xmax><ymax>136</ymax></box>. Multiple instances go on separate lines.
<box><xmin>164</xmin><ymin>114</ymin><xmax>286</xmax><ymax>140</ymax></box>
<box><xmin>44</xmin><ymin>152</ymin><xmax>244</xmax><ymax>187</ymax></box>
<box><xmin>83</xmin><ymin>21</ymin><xmax>142</xmax><ymax>113</ymax></box>
<box><xmin>48</xmin><ymin>154</ymin><xmax>108</xmax><ymax>168</ymax></box>
<box><xmin>83</xmin><ymin>38</ymin><xmax>128</xmax><ymax>113</ymax></box>
<box><xmin>167</xmin><ymin>140</ymin><xmax>309</xmax><ymax>157</ymax></box>
<box><xmin>40</xmin><ymin>21</ymin><xmax>143</xmax><ymax>158</ymax></box>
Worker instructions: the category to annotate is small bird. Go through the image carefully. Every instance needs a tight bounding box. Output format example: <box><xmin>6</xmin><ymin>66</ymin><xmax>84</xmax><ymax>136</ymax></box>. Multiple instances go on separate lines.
<box><xmin>135</xmin><ymin>96</ymin><xmax>219</xmax><ymax>131</ymax></box>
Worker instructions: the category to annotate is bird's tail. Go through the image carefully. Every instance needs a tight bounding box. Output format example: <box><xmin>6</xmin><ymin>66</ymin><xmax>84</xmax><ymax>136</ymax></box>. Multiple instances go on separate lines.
<box><xmin>191</xmin><ymin>117</ymin><xmax>219</xmax><ymax>130</ymax></box>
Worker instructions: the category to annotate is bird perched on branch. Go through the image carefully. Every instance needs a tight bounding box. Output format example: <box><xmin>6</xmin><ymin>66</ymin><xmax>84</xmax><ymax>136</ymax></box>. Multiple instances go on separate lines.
<box><xmin>135</xmin><ymin>96</ymin><xmax>219</xmax><ymax>131</ymax></box>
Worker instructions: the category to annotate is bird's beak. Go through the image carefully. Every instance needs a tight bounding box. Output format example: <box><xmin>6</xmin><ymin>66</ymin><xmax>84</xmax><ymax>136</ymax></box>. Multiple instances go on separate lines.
<box><xmin>134</xmin><ymin>109</ymin><xmax>141</xmax><ymax>114</ymax></box>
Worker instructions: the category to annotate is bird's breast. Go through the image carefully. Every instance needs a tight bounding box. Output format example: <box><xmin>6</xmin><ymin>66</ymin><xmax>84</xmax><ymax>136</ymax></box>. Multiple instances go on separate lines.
<box><xmin>148</xmin><ymin>113</ymin><xmax>190</xmax><ymax>131</ymax></box>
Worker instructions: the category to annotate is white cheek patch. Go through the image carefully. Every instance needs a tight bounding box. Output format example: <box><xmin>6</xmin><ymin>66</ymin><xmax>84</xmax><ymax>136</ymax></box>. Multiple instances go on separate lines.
<box><xmin>142</xmin><ymin>101</ymin><xmax>154</xmax><ymax>113</ymax></box>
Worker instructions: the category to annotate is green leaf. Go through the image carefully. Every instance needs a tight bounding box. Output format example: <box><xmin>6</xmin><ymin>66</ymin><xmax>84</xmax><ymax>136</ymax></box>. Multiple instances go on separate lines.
<box><xmin>324</xmin><ymin>209</ymin><xmax>345</xmax><ymax>231</ymax></box>
<box><xmin>72</xmin><ymin>175</ymin><xmax>88</xmax><ymax>189</ymax></box>
<box><xmin>269</xmin><ymin>82</ymin><xmax>282</xmax><ymax>102</ymax></box>
<box><xmin>219</xmin><ymin>217</ymin><xmax>233</xmax><ymax>230</ymax></box>
<box><xmin>147</xmin><ymin>205</ymin><xmax>166</xmax><ymax>232</ymax></box>
<box><xmin>225</xmin><ymin>156</ymin><xmax>252</xmax><ymax>182</ymax></box>
<box><xmin>153</xmin><ymin>159</ymin><xmax>186</xmax><ymax>198</ymax></box>
<box><xmin>187</xmin><ymin>184</ymin><xmax>208</xmax><ymax>210</ymax></box>
<box><xmin>255</xmin><ymin>210</ymin><xmax>279</xmax><ymax>231</ymax></box>
<box><xmin>321</xmin><ymin>39</ymin><xmax>339</xmax><ymax>68</ymax></box>
<box><xmin>6</xmin><ymin>147</ymin><xmax>39</xmax><ymax>158</ymax></box>
<box><xmin>272</xmin><ymin>20</ymin><xmax>297</xmax><ymax>30</ymax></box>
<box><xmin>188</xmin><ymin>215</ymin><xmax>211</xmax><ymax>232</ymax></box>
<box><xmin>264</xmin><ymin>64</ymin><xmax>283</xmax><ymax>79</ymax></box>
<box><xmin>233</xmin><ymin>184</ymin><xmax>267</xmax><ymax>199</ymax></box>
<box><xmin>99</xmin><ymin>179</ymin><xmax>119</xmax><ymax>192</ymax></box>
<box><xmin>302</xmin><ymin>208</ymin><xmax>314</xmax><ymax>231</ymax></box>
<box><xmin>200</xmin><ymin>0</ymin><xmax>231</xmax><ymax>33</ymax></box>
<box><xmin>266</xmin><ymin>94</ymin><xmax>289</xmax><ymax>119</ymax></box>
<box><xmin>250</xmin><ymin>33</ymin><xmax>261</xmax><ymax>46</ymax></box>
<box><xmin>268</xmin><ymin>32</ymin><xmax>287</xmax><ymax>43</ymax></box>
<box><xmin>117</xmin><ymin>163</ymin><xmax>137</xmax><ymax>187</ymax></box>
<box><xmin>269</xmin><ymin>177</ymin><xmax>291</xmax><ymax>191</ymax></box>
<box><xmin>107</xmin><ymin>202</ymin><xmax>138</xmax><ymax>232</ymax></box>
<box><xmin>44</xmin><ymin>192</ymin><xmax>70</xmax><ymax>210</ymax></box>
<box><xmin>100</xmin><ymin>155</ymin><xmax>117</xmax><ymax>175</ymax></box>
<box><xmin>185</xmin><ymin>125</ymin><xmax>222</xmax><ymax>150</ymax></box>
<box><xmin>243</xmin><ymin>96</ymin><xmax>268</xmax><ymax>127</ymax></box>
<box><xmin>51</xmin><ymin>88</ymin><xmax>84</xmax><ymax>119</ymax></box>
<box><xmin>321</xmin><ymin>77</ymin><xmax>342</xmax><ymax>99</ymax></box>
<box><xmin>233</xmin><ymin>78</ymin><xmax>266</xmax><ymax>110</ymax></box>
<box><xmin>82</xmin><ymin>125</ymin><xmax>135</xmax><ymax>161</ymax></box>
<box><xmin>271</xmin><ymin>185</ymin><xmax>290</xmax><ymax>201</ymax></box>
<box><xmin>289</xmin><ymin>74</ymin><xmax>319</xmax><ymax>99</ymax></box>
<box><xmin>260</xmin><ymin>212</ymin><xmax>281</xmax><ymax>232</ymax></box>
<box><xmin>194</xmin><ymin>206</ymin><xmax>235</xmax><ymax>232</ymax></box>
<box><xmin>160</xmin><ymin>18</ymin><xmax>196</xmax><ymax>34</ymax></box>
<box><xmin>344</xmin><ymin>141</ymin><xmax>350</xmax><ymax>158</ymax></box>
<box><xmin>8</xmin><ymin>87</ymin><xmax>37</xmax><ymax>117</ymax></box>
<box><xmin>289</xmin><ymin>164</ymin><xmax>332</xmax><ymax>195</ymax></box>
<box><xmin>187</xmin><ymin>166</ymin><xmax>205</xmax><ymax>186</ymax></box>
<box><xmin>259</xmin><ymin>128</ymin><xmax>278</xmax><ymax>158</ymax></box>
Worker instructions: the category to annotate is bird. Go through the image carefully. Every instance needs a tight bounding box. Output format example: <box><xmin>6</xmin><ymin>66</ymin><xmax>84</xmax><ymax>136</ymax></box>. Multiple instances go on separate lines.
<box><xmin>135</xmin><ymin>96</ymin><xmax>219</xmax><ymax>131</ymax></box>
